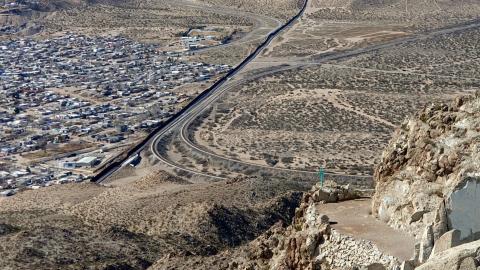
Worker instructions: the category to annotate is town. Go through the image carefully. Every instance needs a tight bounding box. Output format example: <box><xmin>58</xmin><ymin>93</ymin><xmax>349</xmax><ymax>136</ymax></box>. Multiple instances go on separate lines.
<box><xmin>0</xmin><ymin>33</ymin><xmax>230</xmax><ymax>196</ymax></box>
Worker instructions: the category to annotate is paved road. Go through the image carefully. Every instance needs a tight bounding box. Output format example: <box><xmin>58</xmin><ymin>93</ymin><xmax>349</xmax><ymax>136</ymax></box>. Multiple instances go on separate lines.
<box><xmin>147</xmin><ymin>0</ymin><xmax>310</xmax><ymax>180</ymax></box>
<box><xmin>150</xmin><ymin>18</ymin><xmax>480</xmax><ymax>181</ymax></box>
<box><xmin>172</xmin><ymin>0</ymin><xmax>283</xmax><ymax>54</ymax></box>
<box><xmin>93</xmin><ymin>0</ymin><xmax>308</xmax><ymax>183</ymax></box>
<box><xmin>95</xmin><ymin>1</ymin><xmax>480</xmax><ymax>183</ymax></box>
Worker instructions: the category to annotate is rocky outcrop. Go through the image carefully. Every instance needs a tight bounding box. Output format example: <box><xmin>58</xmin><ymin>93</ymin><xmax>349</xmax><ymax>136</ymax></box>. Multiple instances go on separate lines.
<box><xmin>222</xmin><ymin>183</ymin><xmax>399</xmax><ymax>270</ymax></box>
<box><xmin>372</xmin><ymin>94</ymin><xmax>480</xmax><ymax>241</ymax></box>
<box><xmin>371</xmin><ymin>93</ymin><xmax>480</xmax><ymax>268</ymax></box>
<box><xmin>416</xmin><ymin>239</ymin><xmax>480</xmax><ymax>270</ymax></box>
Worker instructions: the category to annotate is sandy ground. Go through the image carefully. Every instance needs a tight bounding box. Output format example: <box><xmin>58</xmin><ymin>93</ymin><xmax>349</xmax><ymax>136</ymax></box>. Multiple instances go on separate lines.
<box><xmin>318</xmin><ymin>199</ymin><xmax>416</xmax><ymax>261</ymax></box>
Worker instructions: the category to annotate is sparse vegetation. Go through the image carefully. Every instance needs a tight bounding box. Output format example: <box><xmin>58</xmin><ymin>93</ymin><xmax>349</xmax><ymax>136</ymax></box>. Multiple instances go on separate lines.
<box><xmin>188</xmin><ymin>26</ymin><xmax>480</xmax><ymax>176</ymax></box>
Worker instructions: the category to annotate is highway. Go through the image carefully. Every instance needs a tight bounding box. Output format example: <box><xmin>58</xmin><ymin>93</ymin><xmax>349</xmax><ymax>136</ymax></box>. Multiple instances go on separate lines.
<box><xmin>93</xmin><ymin>0</ymin><xmax>480</xmax><ymax>183</ymax></box>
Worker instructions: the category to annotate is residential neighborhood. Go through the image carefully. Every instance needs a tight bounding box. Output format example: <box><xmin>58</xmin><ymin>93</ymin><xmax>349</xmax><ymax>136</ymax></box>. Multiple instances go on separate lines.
<box><xmin>0</xmin><ymin>33</ymin><xmax>230</xmax><ymax>196</ymax></box>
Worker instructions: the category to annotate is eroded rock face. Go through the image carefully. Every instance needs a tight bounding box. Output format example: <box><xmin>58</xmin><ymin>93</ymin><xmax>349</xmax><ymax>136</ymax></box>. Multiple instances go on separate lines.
<box><xmin>372</xmin><ymin>94</ymin><xmax>480</xmax><ymax>241</ymax></box>
<box><xmin>231</xmin><ymin>190</ymin><xmax>333</xmax><ymax>270</ymax></box>
<box><xmin>225</xmin><ymin>183</ymin><xmax>399</xmax><ymax>270</ymax></box>
<box><xmin>416</xmin><ymin>239</ymin><xmax>480</xmax><ymax>270</ymax></box>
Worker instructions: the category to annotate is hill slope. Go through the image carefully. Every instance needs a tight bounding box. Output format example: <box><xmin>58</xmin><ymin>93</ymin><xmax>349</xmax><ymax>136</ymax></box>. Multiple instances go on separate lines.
<box><xmin>0</xmin><ymin>171</ymin><xmax>308</xmax><ymax>269</ymax></box>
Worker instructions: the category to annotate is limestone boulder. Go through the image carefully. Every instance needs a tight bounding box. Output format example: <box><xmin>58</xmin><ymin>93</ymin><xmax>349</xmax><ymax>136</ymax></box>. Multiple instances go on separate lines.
<box><xmin>415</xmin><ymin>239</ymin><xmax>480</xmax><ymax>270</ymax></box>
<box><xmin>311</xmin><ymin>183</ymin><xmax>362</xmax><ymax>204</ymax></box>
<box><xmin>431</xmin><ymin>229</ymin><xmax>461</xmax><ymax>256</ymax></box>
<box><xmin>445</xmin><ymin>178</ymin><xmax>480</xmax><ymax>241</ymax></box>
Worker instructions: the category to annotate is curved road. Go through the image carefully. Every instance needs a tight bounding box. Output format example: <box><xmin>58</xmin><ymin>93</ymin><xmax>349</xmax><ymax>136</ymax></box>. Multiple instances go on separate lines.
<box><xmin>93</xmin><ymin>0</ymin><xmax>308</xmax><ymax>183</ymax></box>
<box><xmin>95</xmin><ymin>0</ymin><xmax>480</xmax><ymax>183</ymax></box>
<box><xmin>172</xmin><ymin>0</ymin><xmax>283</xmax><ymax>54</ymax></box>
<box><xmin>150</xmin><ymin>18</ymin><xmax>480</xmax><ymax>181</ymax></box>
<box><xmin>147</xmin><ymin>0</ymin><xmax>311</xmax><ymax>180</ymax></box>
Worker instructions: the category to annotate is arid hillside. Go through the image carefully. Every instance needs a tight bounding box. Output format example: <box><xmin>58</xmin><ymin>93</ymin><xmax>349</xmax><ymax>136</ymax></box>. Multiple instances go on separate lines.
<box><xmin>149</xmin><ymin>93</ymin><xmax>480</xmax><ymax>270</ymax></box>
<box><xmin>0</xmin><ymin>171</ymin><xmax>310</xmax><ymax>269</ymax></box>
<box><xmin>308</xmin><ymin>0</ymin><xmax>480</xmax><ymax>30</ymax></box>
<box><xmin>1</xmin><ymin>0</ymin><xmax>256</xmax><ymax>46</ymax></box>
<box><xmin>194</xmin><ymin>0</ymin><xmax>302</xmax><ymax>19</ymax></box>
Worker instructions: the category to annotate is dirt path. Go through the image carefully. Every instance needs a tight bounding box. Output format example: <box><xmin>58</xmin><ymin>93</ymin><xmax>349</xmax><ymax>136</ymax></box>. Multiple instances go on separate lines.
<box><xmin>324</xmin><ymin>64</ymin><xmax>480</xmax><ymax>81</ymax></box>
<box><xmin>317</xmin><ymin>198</ymin><xmax>416</xmax><ymax>261</ymax></box>
<box><xmin>268</xmin><ymin>88</ymin><xmax>396</xmax><ymax>127</ymax></box>
<box><xmin>325</xmin><ymin>89</ymin><xmax>397</xmax><ymax>128</ymax></box>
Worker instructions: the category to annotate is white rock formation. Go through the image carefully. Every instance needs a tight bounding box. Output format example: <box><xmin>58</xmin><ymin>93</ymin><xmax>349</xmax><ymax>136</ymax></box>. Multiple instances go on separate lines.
<box><xmin>446</xmin><ymin>178</ymin><xmax>480</xmax><ymax>241</ymax></box>
<box><xmin>416</xmin><ymin>239</ymin><xmax>480</xmax><ymax>270</ymax></box>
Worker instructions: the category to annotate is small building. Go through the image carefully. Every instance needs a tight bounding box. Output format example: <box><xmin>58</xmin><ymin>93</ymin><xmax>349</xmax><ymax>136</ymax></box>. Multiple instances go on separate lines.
<box><xmin>117</xmin><ymin>124</ymin><xmax>129</xmax><ymax>133</ymax></box>
<box><xmin>107</xmin><ymin>135</ymin><xmax>124</xmax><ymax>143</ymax></box>
<box><xmin>63</xmin><ymin>157</ymin><xmax>100</xmax><ymax>169</ymax></box>
<box><xmin>75</xmin><ymin>156</ymin><xmax>100</xmax><ymax>168</ymax></box>
<box><xmin>63</xmin><ymin>162</ymin><xmax>77</xmax><ymax>169</ymax></box>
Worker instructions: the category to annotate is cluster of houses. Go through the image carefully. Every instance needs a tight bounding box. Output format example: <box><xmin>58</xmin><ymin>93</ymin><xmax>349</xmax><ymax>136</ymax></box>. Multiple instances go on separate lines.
<box><xmin>0</xmin><ymin>0</ymin><xmax>33</xmax><ymax>10</ymax></box>
<box><xmin>0</xmin><ymin>33</ymin><xmax>231</xmax><ymax>196</ymax></box>
<box><xmin>0</xmin><ymin>166</ymin><xmax>86</xmax><ymax>197</ymax></box>
<box><xmin>0</xmin><ymin>33</ymin><xmax>229</xmax><ymax>92</ymax></box>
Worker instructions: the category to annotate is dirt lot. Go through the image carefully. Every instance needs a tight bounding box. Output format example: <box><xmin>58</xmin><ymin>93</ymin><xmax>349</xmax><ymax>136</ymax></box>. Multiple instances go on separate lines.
<box><xmin>20</xmin><ymin>141</ymin><xmax>97</xmax><ymax>160</ymax></box>
<box><xmin>318</xmin><ymin>198</ymin><xmax>415</xmax><ymax>261</ymax></box>
<box><xmin>307</xmin><ymin>0</ymin><xmax>480</xmax><ymax>30</ymax></box>
<box><xmin>261</xmin><ymin>0</ymin><xmax>480</xmax><ymax>61</ymax></box>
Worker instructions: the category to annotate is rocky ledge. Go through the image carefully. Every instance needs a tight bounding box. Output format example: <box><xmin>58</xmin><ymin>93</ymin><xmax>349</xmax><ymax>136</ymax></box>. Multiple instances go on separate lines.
<box><xmin>222</xmin><ymin>183</ymin><xmax>399</xmax><ymax>270</ymax></box>
<box><xmin>371</xmin><ymin>93</ymin><xmax>480</xmax><ymax>267</ymax></box>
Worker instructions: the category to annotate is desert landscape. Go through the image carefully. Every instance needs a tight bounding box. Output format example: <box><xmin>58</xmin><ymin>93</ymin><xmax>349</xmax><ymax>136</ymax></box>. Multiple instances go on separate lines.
<box><xmin>0</xmin><ymin>171</ymin><xmax>309</xmax><ymax>269</ymax></box>
<box><xmin>149</xmin><ymin>0</ymin><xmax>480</xmax><ymax>182</ymax></box>
<box><xmin>1</xmin><ymin>0</ymin><xmax>480</xmax><ymax>269</ymax></box>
